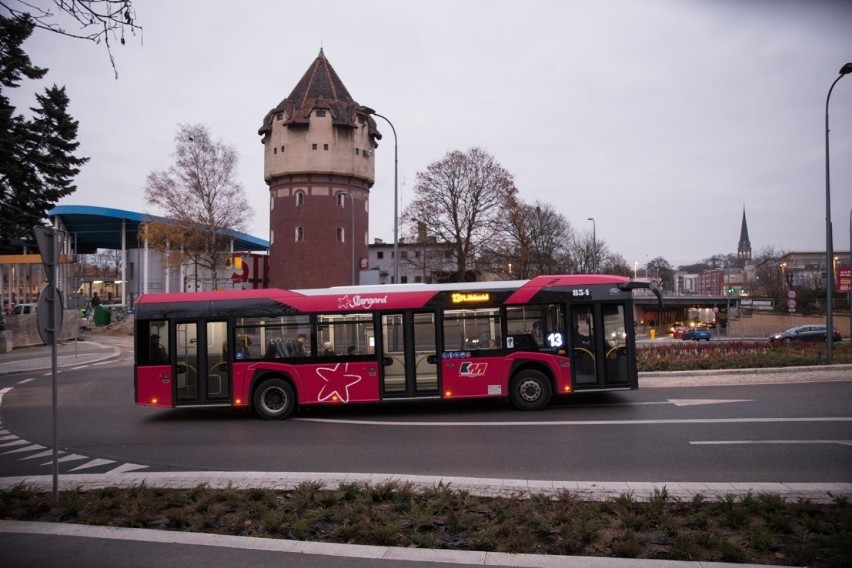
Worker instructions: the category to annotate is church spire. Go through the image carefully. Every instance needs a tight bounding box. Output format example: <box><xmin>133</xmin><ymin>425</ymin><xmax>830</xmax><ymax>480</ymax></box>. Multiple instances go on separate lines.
<box><xmin>737</xmin><ymin>206</ymin><xmax>751</xmax><ymax>261</ymax></box>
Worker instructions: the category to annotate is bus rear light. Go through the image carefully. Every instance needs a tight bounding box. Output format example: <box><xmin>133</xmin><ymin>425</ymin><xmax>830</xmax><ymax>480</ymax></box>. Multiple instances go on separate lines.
<box><xmin>563</xmin><ymin>386</ymin><xmax>572</xmax><ymax>393</ymax></box>
<box><xmin>234</xmin><ymin>398</ymin><xmax>243</xmax><ymax>406</ymax></box>
<box><xmin>332</xmin><ymin>395</ymin><xmax>339</xmax><ymax>402</ymax></box>
<box><xmin>150</xmin><ymin>398</ymin><xmax>158</xmax><ymax>405</ymax></box>
<box><xmin>444</xmin><ymin>391</ymin><xmax>452</xmax><ymax>397</ymax></box>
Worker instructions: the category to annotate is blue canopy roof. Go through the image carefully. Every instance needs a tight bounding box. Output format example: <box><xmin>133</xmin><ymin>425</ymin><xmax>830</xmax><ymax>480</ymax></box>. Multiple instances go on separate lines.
<box><xmin>48</xmin><ymin>205</ymin><xmax>269</xmax><ymax>254</ymax></box>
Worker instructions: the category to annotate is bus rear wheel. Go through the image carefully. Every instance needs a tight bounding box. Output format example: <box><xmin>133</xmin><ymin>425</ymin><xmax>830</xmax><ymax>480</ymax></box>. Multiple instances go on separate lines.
<box><xmin>509</xmin><ymin>370</ymin><xmax>552</xmax><ymax>411</ymax></box>
<box><xmin>253</xmin><ymin>378</ymin><xmax>296</xmax><ymax>420</ymax></box>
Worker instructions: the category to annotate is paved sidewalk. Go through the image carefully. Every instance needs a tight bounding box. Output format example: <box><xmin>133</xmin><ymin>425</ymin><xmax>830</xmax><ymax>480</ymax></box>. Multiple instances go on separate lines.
<box><xmin>0</xmin><ymin>334</ymin><xmax>123</xmax><ymax>375</ymax></box>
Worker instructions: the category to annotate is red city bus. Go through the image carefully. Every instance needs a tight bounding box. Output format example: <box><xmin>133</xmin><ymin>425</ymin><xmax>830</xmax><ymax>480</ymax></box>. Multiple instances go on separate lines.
<box><xmin>134</xmin><ymin>275</ymin><xmax>661</xmax><ymax>419</ymax></box>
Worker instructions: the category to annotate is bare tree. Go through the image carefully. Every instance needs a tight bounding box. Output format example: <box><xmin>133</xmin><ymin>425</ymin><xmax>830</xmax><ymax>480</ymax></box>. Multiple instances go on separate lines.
<box><xmin>571</xmin><ymin>231</ymin><xmax>597</xmax><ymax>274</ymax></box>
<box><xmin>401</xmin><ymin>147</ymin><xmax>517</xmax><ymax>282</ymax></box>
<box><xmin>599</xmin><ymin>251</ymin><xmax>632</xmax><ymax>277</ymax></box>
<box><xmin>527</xmin><ymin>202</ymin><xmax>574</xmax><ymax>276</ymax></box>
<box><xmin>646</xmin><ymin>256</ymin><xmax>674</xmax><ymax>291</ymax></box>
<box><xmin>0</xmin><ymin>0</ymin><xmax>141</xmax><ymax>78</ymax></box>
<box><xmin>144</xmin><ymin>124</ymin><xmax>252</xmax><ymax>291</ymax></box>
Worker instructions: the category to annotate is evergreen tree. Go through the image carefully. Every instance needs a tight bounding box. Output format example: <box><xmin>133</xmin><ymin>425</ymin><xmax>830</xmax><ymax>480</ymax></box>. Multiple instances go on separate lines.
<box><xmin>0</xmin><ymin>14</ymin><xmax>87</xmax><ymax>242</ymax></box>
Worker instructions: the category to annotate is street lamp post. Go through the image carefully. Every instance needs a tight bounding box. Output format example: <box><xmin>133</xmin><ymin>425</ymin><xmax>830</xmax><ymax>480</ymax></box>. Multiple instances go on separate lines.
<box><xmin>824</xmin><ymin>62</ymin><xmax>852</xmax><ymax>363</ymax></box>
<box><xmin>587</xmin><ymin>217</ymin><xmax>596</xmax><ymax>273</ymax></box>
<box><xmin>360</xmin><ymin>106</ymin><xmax>399</xmax><ymax>283</ymax></box>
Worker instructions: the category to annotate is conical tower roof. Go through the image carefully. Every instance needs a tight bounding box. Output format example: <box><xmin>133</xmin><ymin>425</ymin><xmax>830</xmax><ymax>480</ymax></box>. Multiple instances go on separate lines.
<box><xmin>259</xmin><ymin>49</ymin><xmax>380</xmax><ymax>143</ymax></box>
<box><xmin>738</xmin><ymin>207</ymin><xmax>751</xmax><ymax>260</ymax></box>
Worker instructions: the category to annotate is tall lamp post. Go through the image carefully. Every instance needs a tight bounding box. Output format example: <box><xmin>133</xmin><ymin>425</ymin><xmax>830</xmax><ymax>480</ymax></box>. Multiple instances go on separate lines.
<box><xmin>824</xmin><ymin>62</ymin><xmax>852</xmax><ymax>363</ymax></box>
<box><xmin>587</xmin><ymin>217</ymin><xmax>596</xmax><ymax>273</ymax></box>
<box><xmin>342</xmin><ymin>192</ymin><xmax>355</xmax><ymax>285</ymax></box>
<box><xmin>360</xmin><ymin>106</ymin><xmax>399</xmax><ymax>283</ymax></box>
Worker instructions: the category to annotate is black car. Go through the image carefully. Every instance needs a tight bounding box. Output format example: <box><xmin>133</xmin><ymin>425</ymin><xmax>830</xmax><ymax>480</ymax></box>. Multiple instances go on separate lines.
<box><xmin>768</xmin><ymin>325</ymin><xmax>841</xmax><ymax>343</ymax></box>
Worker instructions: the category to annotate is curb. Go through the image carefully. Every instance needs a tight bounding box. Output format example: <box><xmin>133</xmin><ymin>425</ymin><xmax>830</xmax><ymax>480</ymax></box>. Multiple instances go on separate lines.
<box><xmin>2</xmin><ymin>472</ymin><xmax>849</xmax><ymax>504</ymax></box>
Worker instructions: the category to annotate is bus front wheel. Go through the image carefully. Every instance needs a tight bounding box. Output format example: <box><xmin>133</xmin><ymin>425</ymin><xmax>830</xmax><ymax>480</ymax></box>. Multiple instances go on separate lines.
<box><xmin>253</xmin><ymin>378</ymin><xmax>296</xmax><ymax>420</ymax></box>
<box><xmin>509</xmin><ymin>370</ymin><xmax>552</xmax><ymax>411</ymax></box>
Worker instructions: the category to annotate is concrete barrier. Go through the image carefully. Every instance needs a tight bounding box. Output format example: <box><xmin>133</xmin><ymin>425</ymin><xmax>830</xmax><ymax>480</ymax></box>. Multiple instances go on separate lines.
<box><xmin>4</xmin><ymin>310</ymin><xmax>83</xmax><ymax>348</ymax></box>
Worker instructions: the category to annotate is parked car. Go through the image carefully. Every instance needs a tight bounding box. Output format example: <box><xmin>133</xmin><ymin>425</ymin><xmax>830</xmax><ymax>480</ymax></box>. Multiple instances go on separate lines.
<box><xmin>11</xmin><ymin>303</ymin><xmax>37</xmax><ymax>315</ymax></box>
<box><xmin>682</xmin><ymin>326</ymin><xmax>711</xmax><ymax>341</ymax></box>
<box><xmin>768</xmin><ymin>325</ymin><xmax>841</xmax><ymax>343</ymax></box>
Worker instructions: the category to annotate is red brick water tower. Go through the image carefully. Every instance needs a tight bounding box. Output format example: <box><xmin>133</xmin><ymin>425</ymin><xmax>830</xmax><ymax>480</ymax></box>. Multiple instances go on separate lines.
<box><xmin>258</xmin><ymin>49</ymin><xmax>380</xmax><ymax>289</ymax></box>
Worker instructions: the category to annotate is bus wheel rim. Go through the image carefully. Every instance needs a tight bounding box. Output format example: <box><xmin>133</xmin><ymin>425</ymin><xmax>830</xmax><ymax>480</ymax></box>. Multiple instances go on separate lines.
<box><xmin>518</xmin><ymin>379</ymin><xmax>542</xmax><ymax>402</ymax></box>
<box><xmin>263</xmin><ymin>387</ymin><xmax>287</xmax><ymax>413</ymax></box>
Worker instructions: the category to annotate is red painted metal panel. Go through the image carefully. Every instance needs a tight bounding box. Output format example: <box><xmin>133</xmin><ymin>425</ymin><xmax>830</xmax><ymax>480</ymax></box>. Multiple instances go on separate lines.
<box><xmin>135</xmin><ymin>365</ymin><xmax>173</xmax><ymax>407</ymax></box>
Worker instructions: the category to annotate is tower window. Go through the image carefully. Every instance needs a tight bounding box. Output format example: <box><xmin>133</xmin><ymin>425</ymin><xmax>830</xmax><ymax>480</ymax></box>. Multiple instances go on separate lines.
<box><xmin>337</xmin><ymin>193</ymin><xmax>347</xmax><ymax>207</ymax></box>
<box><xmin>295</xmin><ymin>227</ymin><xmax>304</xmax><ymax>242</ymax></box>
<box><xmin>295</xmin><ymin>191</ymin><xmax>305</xmax><ymax>206</ymax></box>
<box><xmin>377</xmin><ymin>252</ymin><xmax>384</xmax><ymax>259</ymax></box>
<box><xmin>280</xmin><ymin>145</ymin><xmax>285</xmax><ymax>152</ymax></box>
<box><xmin>316</xmin><ymin>110</ymin><xmax>326</xmax><ymax>117</ymax></box>
<box><xmin>312</xmin><ymin>143</ymin><xmax>317</xmax><ymax>150</ymax></box>
<box><xmin>323</xmin><ymin>143</ymin><xmax>329</xmax><ymax>150</ymax></box>
<box><xmin>337</xmin><ymin>228</ymin><xmax>344</xmax><ymax>242</ymax></box>
<box><xmin>273</xmin><ymin>147</ymin><xmax>277</xmax><ymax>154</ymax></box>
<box><xmin>276</xmin><ymin>113</ymin><xmax>283</xmax><ymax>120</ymax></box>
<box><xmin>355</xmin><ymin>148</ymin><xmax>360</xmax><ymax>155</ymax></box>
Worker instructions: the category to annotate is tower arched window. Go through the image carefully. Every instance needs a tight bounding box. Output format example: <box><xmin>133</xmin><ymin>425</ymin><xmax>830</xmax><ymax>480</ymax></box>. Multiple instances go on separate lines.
<box><xmin>337</xmin><ymin>192</ymin><xmax>347</xmax><ymax>207</ymax></box>
<box><xmin>336</xmin><ymin>227</ymin><xmax>344</xmax><ymax>242</ymax></box>
<box><xmin>295</xmin><ymin>226</ymin><xmax>304</xmax><ymax>242</ymax></box>
<box><xmin>295</xmin><ymin>191</ymin><xmax>305</xmax><ymax>206</ymax></box>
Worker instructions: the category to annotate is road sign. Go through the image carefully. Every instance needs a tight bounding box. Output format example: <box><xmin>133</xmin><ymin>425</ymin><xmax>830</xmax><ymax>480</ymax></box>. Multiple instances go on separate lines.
<box><xmin>37</xmin><ymin>285</ymin><xmax>64</xmax><ymax>345</ymax></box>
<box><xmin>787</xmin><ymin>299</ymin><xmax>796</xmax><ymax>313</ymax></box>
<box><xmin>33</xmin><ymin>226</ymin><xmax>59</xmax><ymax>286</ymax></box>
<box><xmin>787</xmin><ymin>290</ymin><xmax>796</xmax><ymax>299</ymax></box>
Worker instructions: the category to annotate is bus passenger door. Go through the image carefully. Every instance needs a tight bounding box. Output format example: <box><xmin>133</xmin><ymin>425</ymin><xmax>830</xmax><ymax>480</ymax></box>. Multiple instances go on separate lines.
<box><xmin>175</xmin><ymin>320</ymin><xmax>231</xmax><ymax>405</ymax></box>
<box><xmin>570</xmin><ymin>303</ymin><xmax>631</xmax><ymax>388</ymax></box>
<box><xmin>380</xmin><ymin>312</ymin><xmax>440</xmax><ymax>397</ymax></box>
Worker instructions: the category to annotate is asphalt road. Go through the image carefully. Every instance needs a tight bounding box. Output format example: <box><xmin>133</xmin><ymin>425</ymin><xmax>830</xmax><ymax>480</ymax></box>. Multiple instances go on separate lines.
<box><xmin>1</xmin><ymin>360</ymin><xmax>850</xmax><ymax>483</ymax></box>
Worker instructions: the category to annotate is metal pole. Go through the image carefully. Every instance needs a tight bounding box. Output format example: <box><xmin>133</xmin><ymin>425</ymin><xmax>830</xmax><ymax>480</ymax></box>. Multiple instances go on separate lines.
<box><xmin>361</xmin><ymin>107</ymin><xmax>398</xmax><ymax>282</ymax></box>
<box><xmin>825</xmin><ymin>64</ymin><xmax>852</xmax><ymax>362</ymax></box>
<box><xmin>849</xmin><ymin>207</ymin><xmax>851</xmax><ymax>341</ymax></box>
<box><xmin>587</xmin><ymin>217</ymin><xmax>595</xmax><ymax>273</ymax></box>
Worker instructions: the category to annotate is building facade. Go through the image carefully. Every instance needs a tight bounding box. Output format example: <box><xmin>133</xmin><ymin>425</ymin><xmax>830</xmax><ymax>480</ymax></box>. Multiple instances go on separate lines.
<box><xmin>258</xmin><ymin>49</ymin><xmax>381</xmax><ymax>289</ymax></box>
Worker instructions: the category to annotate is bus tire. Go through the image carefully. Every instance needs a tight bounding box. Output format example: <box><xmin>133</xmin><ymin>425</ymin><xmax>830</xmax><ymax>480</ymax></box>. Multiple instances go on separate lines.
<box><xmin>509</xmin><ymin>369</ymin><xmax>552</xmax><ymax>411</ymax></box>
<box><xmin>253</xmin><ymin>378</ymin><xmax>296</xmax><ymax>420</ymax></box>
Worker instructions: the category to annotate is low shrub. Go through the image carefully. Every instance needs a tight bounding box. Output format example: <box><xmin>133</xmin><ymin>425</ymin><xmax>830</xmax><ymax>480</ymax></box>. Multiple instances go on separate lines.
<box><xmin>638</xmin><ymin>341</ymin><xmax>851</xmax><ymax>372</ymax></box>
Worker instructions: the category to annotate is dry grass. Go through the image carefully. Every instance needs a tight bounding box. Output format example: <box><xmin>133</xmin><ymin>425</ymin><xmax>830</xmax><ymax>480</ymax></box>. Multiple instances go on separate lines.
<box><xmin>1</xmin><ymin>482</ymin><xmax>850</xmax><ymax>566</ymax></box>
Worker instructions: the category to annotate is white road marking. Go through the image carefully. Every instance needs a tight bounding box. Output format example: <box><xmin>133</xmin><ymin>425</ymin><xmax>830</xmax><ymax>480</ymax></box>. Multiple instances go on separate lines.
<box><xmin>669</xmin><ymin>399</ymin><xmax>752</xmax><ymax>406</ymax></box>
<box><xmin>3</xmin><ymin>444</ymin><xmax>46</xmax><ymax>455</ymax></box>
<box><xmin>296</xmin><ymin>416</ymin><xmax>852</xmax><ymax>427</ymax></box>
<box><xmin>691</xmin><ymin>439</ymin><xmax>852</xmax><ymax>446</ymax></box>
<box><xmin>70</xmin><ymin>458</ymin><xmax>116</xmax><ymax>471</ymax></box>
<box><xmin>16</xmin><ymin>379</ymin><xmax>34</xmax><ymax>384</ymax></box>
<box><xmin>43</xmin><ymin>454</ymin><xmax>88</xmax><ymax>466</ymax></box>
<box><xmin>106</xmin><ymin>463</ymin><xmax>149</xmax><ymax>474</ymax></box>
<box><xmin>18</xmin><ymin>449</ymin><xmax>61</xmax><ymax>460</ymax></box>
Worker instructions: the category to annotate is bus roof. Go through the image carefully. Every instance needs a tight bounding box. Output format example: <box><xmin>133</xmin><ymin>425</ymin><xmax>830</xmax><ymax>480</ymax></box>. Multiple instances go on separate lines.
<box><xmin>134</xmin><ymin>274</ymin><xmax>633</xmax><ymax>319</ymax></box>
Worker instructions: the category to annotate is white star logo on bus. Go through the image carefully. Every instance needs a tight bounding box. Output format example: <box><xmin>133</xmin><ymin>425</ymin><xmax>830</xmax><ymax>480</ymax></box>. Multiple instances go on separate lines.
<box><xmin>315</xmin><ymin>363</ymin><xmax>362</xmax><ymax>403</ymax></box>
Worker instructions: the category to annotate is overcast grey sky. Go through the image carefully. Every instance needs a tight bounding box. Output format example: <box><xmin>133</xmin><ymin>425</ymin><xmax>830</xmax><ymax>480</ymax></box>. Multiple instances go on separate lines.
<box><xmin>8</xmin><ymin>0</ymin><xmax>852</xmax><ymax>269</ymax></box>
